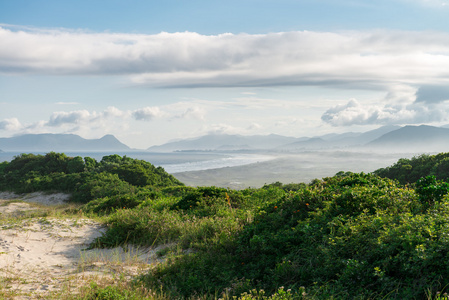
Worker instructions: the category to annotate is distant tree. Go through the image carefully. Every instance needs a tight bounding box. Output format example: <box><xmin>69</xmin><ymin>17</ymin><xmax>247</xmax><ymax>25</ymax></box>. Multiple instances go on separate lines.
<box><xmin>84</xmin><ymin>157</ymin><xmax>98</xmax><ymax>171</ymax></box>
<box><xmin>43</xmin><ymin>152</ymin><xmax>70</xmax><ymax>173</ymax></box>
<box><xmin>374</xmin><ymin>152</ymin><xmax>449</xmax><ymax>184</ymax></box>
<box><xmin>415</xmin><ymin>175</ymin><xmax>449</xmax><ymax>207</ymax></box>
<box><xmin>67</xmin><ymin>156</ymin><xmax>85</xmax><ymax>173</ymax></box>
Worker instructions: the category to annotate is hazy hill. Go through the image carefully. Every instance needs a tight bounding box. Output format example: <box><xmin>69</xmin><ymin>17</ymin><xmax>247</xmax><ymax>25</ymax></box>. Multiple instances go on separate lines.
<box><xmin>318</xmin><ymin>131</ymin><xmax>360</xmax><ymax>142</ymax></box>
<box><xmin>326</xmin><ymin>125</ymin><xmax>400</xmax><ymax>147</ymax></box>
<box><xmin>278</xmin><ymin>126</ymin><xmax>399</xmax><ymax>150</ymax></box>
<box><xmin>147</xmin><ymin>134</ymin><xmax>298</xmax><ymax>152</ymax></box>
<box><xmin>367</xmin><ymin>125</ymin><xmax>449</xmax><ymax>152</ymax></box>
<box><xmin>0</xmin><ymin>134</ymin><xmax>130</xmax><ymax>151</ymax></box>
<box><xmin>148</xmin><ymin>126</ymin><xmax>402</xmax><ymax>152</ymax></box>
<box><xmin>278</xmin><ymin>137</ymin><xmax>329</xmax><ymax>150</ymax></box>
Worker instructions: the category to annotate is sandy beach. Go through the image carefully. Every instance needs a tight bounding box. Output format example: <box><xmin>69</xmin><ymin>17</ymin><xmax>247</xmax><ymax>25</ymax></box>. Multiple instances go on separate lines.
<box><xmin>0</xmin><ymin>192</ymin><xmax>162</xmax><ymax>299</ymax></box>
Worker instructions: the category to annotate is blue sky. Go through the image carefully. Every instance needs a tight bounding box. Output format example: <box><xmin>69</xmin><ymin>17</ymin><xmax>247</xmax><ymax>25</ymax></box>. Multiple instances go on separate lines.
<box><xmin>2</xmin><ymin>0</ymin><xmax>449</xmax><ymax>148</ymax></box>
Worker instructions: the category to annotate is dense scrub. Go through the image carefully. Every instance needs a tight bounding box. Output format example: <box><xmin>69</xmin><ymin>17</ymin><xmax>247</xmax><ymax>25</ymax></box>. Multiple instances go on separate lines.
<box><xmin>0</xmin><ymin>152</ymin><xmax>183</xmax><ymax>203</ymax></box>
<box><xmin>3</xmin><ymin>152</ymin><xmax>449</xmax><ymax>299</ymax></box>
<box><xmin>374</xmin><ymin>152</ymin><xmax>449</xmax><ymax>184</ymax></box>
<box><xmin>140</xmin><ymin>173</ymin><xmax>449</xmax><ymax>299</ymax></box>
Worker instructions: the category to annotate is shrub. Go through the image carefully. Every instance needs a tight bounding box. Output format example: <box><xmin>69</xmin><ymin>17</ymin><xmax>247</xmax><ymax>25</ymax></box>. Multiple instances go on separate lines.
<box><xmin>415</xmin><ymin>175</ymin><xmax>449</xmax><ymax>208</ymax></box>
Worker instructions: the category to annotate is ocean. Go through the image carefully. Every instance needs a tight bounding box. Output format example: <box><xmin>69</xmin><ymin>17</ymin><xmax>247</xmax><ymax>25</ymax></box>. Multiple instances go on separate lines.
<box><xmin>0</xmin><ymin>151</ymin><xmax>274</xmax><ymax>173</ymax></box>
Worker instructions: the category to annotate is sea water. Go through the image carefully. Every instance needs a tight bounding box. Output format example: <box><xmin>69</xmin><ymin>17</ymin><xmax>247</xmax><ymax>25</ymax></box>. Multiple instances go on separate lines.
<box><xmin>0</xmin><ymin>151</ymin><xmax>274</xmax><ymax>173</ymax></box>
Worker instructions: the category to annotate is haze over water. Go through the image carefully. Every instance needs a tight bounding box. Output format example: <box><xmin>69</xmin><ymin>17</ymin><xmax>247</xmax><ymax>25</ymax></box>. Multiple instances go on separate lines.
<box><xmin>0</xmin><ymin>149</ymin><xmax>415</xmax><ymax>189</ymax></box>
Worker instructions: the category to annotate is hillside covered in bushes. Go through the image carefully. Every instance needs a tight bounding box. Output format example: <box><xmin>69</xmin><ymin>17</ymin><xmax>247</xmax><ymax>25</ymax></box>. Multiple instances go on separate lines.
<box><xmin>0</xmin><ymin>152</ymin><xmax>183</xmax><ymax>203</ymax></box>
<box><xmin>2</xmin><ymin>152</ymin><xmax>449</xmax><ymax>299</ymax></box>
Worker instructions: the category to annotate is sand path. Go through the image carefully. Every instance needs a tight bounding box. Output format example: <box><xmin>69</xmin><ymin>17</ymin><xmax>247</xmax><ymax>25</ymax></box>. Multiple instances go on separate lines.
<box><xmin>0</xmin><ymin>192</ymin><xmax>161</xmax><ymax>299</ymax></box>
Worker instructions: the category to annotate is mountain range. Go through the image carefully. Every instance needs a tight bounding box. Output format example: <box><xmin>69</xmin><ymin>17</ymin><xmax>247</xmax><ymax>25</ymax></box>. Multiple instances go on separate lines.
<box><xmin>147</xmin><ymin>134</ymin><xmax>298</xmax><ymax>152</ymax></box>
<box><xmin>0</xmin><ymin>134</ymin><xmax>130</xmax><ymax>151</ymax></box>
<box><xmin>148</xmin><ymin>125</ymin><xmax>449</xmax><ymax>153</ymax></box>
<box><xmin>1</xmin><ymin>125</ymin><xmax>449</xmax><ymax>153</ymax></box>
<box><xmin>368</xmin><ymin>125</ymin><xmax>449</xmax><ymax>152</ymax></box>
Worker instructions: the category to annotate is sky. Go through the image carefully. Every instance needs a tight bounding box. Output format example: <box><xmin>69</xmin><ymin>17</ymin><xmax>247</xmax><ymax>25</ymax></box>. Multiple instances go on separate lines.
<box><xmin>2</xmin><ymin>0</ymin><xmax>449</xmax><ymax>149</ymax></box>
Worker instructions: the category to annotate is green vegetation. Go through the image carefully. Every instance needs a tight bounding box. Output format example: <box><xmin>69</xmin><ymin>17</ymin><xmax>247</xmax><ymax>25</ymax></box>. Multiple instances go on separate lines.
<box><xmin>0</xmin><ymin>152</ymin><xmax>183</xmax><ymax>203</ymax></box>
<box><xmin>374</xmin><ymin>152</ymin><xmax>449</xmax><ymax>184</ymax></box>
<box><xmin>3</xmin><ymin>152</ymin><xmax>449</xmax><ymax>299</ymax></box>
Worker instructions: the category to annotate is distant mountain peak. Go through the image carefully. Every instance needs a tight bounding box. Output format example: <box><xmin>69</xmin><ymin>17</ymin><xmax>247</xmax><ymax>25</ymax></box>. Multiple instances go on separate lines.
<box><xmin>99</xmin><ymin>134</ymin><xmax>118</xmax><ymax>140</ymax></box>
<box><xmin>147</xmin><ymin>133</ymin><xmax>299</xmax><ymax>152</ymax></box>
<box><xmin>367</xmin><ymin>125</ymin><xmax>449</xmax><ymax>152</ymax></box>
<box><xmin>0</xmin><ymin>133</ymin><xmax>130</xmax><ymax>151</ymax></box>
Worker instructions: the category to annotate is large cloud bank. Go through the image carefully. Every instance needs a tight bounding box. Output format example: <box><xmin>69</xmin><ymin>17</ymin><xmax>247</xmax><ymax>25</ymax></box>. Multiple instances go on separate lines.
<box><xmin>2</xmin><ymin>26</ymin><xmax>449</xmax><ymax>89</ymax></box>
<box><xmin>3</xmin><ymin>25</ymin><xmax>449</xmax><ymax>134</ymax></box>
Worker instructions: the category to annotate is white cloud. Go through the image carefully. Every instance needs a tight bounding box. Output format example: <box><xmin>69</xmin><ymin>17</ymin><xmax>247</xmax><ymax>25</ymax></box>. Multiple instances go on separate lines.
<box><xmin>3</xmin><ymin>25</ymin><xmax>449</xmax><ymax>91</ymax></box>
<box><xmin>321</xmin><ymin>99</ymin><xmax>380</xmax><ymax>126</ymax></box>
<box><xmin>0</xmin><ymin>118</ymin><xmax>22</xmax><ymax>130</ymax></box>
<box><xmin>172</xmin><ymin>106</ymin><xmax>206</xmax><ymax>120</ymax></box>
<box><xmin>104</xmin><ymin>106</ymin><xmax>128</xmax><ymax>118</ymax></box>
<box><xmin>47</xmin><ymin>110</ymin><xmax>91</xmax><ymax>126</ymax></box>
<box><xmin>248</xmin><ymin>123</ymin><xmax>262</xmax><ymax>130</ymax></box>
<box><xmin>321</xmin><ymin>93</ymin><xmax>449</xmax><ymax>126</ymax></box>
<box><xmin>132</xmin><ymin>107</ymin><xmax>164</xmax><ymax>121</ymax></box>
<box><xmin>4</xmin><ymin>104</ymin><xmax>202</xmax><ymax>139</ymax></box>
<box><xmin>197</xmin><ymin>122</ymin><xmax>266</xmax><ymax>136</ymax></box>
<box><xmin>202</xmin><ymin>124</ymin><xmax>246</xmax><ymax>135</ymax></box>
<box><xmin>46</xmin><ymin>106</ymin><xmax>129</xmax><ymax>127</ymax></box>
<box><xmin>415</xmin><ymin>85</ymin><xmax>449</xmax><ymax>103</ymax></box>
<box><xmin>55</xmin><ymin>101</ymin><xmax>79</xmax><ymax>105</ymax></box>
<box><xmin>0</xmin><ymin>104</ymin><xmax>208</xmax><ymax>147</ymax></box>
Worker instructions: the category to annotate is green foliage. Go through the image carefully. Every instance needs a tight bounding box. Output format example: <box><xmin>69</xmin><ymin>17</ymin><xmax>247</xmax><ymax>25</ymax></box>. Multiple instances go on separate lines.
<box><xmin>415</xmin><ymin>175</ymin><xmax>449</xmax><ymax>208</ymax></box>
<box><xmin>374</xmin><ymin>152</ymin><xmax>449</xmax><ymax>184</ymax></box>
<box><xmin>0</xmin><ymin>152</ymin><xmax>183</xmax><ymax>201</ymax></box>
<box><xmin>98</xmin><ymin>155</ymin><xmax>183</xmax><ymax>187</ymax></box>
<box><xmin>143</xmin><ymin>248</ymin><xmax>238</xmax><ymax>297</ymax></box>
<box><xmin>82</xmin><ymin>189</ymin><xmax>160</xmax><ymax>214</ymax></box>
<box><xmin>6</xmin><ymin>151</ymin><xmax>449</xmax><ymax>299</ymax></box>
<box><xmin>79</xmin><ymin>283</ymin><xmax>144</xmax><ymax>300</ymax></box>
<box><xmin>72</xmin><ymin>172</ymin><xmax>136</xmax><ymax>203</ymax></box>
<box><xmin>84</xmin><ymin>156</ymin><xmax>98</xmax><ymax>170</ymax></box>
<box><xmin>144</xmin><ymin>173</ymin><xmax>449</xmax><ymax>299</ymax></box>
<box><xmin>67</xmin><ymin>156</ymin><xmax>86</xmax><ymax>173</ymax></box>
<box><xmin>234</xmin><ymin>287</ymin><xmax>307</xmax><ymax>300</ymax></box>
<box><xmin>160</xmin><ymin>185</ymin><xmax>196</xmax><ymax>197</ymax></box>
<box><xmin>263</xmin><ymin>181</ymin><xmax>307</xmax><ymax>192</ymax></box>
<box><xmin>172</xmin><ymin>186</ymin><xmax>229</xmax><ymax>211</ymax></box>
<box><xmin>95</xmin><ymin>206</ymin><xmax>243</xmax><ymax>249</ymax></box>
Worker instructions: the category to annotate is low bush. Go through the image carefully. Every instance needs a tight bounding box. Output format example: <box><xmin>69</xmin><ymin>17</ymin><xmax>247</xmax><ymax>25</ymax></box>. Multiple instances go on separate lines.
<box><xmin>144</xmin><ymin>173</ymin><xmax>449</xmax><ymax>299</ymax></box>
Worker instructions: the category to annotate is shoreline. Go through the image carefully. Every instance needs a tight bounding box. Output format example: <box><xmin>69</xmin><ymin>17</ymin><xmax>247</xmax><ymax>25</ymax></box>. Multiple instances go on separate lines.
<box><xmin>173</xmin><ymin>151</ymin><xmax>414</xmax><ymax>189</ymax></box>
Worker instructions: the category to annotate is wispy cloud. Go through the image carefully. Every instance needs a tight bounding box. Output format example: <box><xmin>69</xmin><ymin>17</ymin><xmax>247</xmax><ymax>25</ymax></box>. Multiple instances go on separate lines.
<box><xmin>46</xmin><ymin>106</ymin><xmax>129</xmax><ymax>127</ymax></box>
<box><xmin>2</xmin><ymin>25</ymin><xmax>449</xmax><ymax>92</ymax></box>
<box><xmin>0</xmin><ymin>103</ymin><xmax>207</xmax><ymax>137</ymax></box>
<box><xmin>415</xmin><ymin>85</ymin><xmax>449</xmax><ymax>103</ymax></box>
<box><xmin>47</xmin><ymin>110</ymin><xmax>91</xmax><ymax>126</ymax></box>
<box><xmin>3</xmin><ymin>25</ymin><xmax>449</xmax><ymax>132</ymax></box>
<box><xmin>55</xmin><ymin>101</ymin><xmax>80</xmax><ymax>105</ymax></box>
<box><xmin>321</xmin><ymin>87</ymin><xmax>449</xmax><ymax>126</ymax></box>
<box><xmin>402</xmin><ymin>0</ymin><xmax>449</xmax><ymax>7</ymax></box>
<box><xmin>171</xmin><ymin>107</ymin><xmax>206</xmax><ymax>120</ymax></box>
<box><xmin>202</xmin><ymin>123</ymin><xmax>245</xmax><ymax>135</ymax></box>
<box><xmin>132</xmin><ymin>107</ymin><xmax>165</xmax><ymax>121</ymax></box>
<box><xmin>0</xmin><ymin>118</ymin><xmax>22</xmax><ymax>131</ymax></box>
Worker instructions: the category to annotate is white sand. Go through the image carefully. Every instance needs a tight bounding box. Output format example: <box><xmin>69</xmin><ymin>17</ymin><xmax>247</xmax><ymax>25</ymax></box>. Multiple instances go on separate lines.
<box><xmin>0</xmin><ymin>191</ymin><xmax>71</xmax><ymax>206</ymax></box>
<box><xmin>0</xmin><ymin>192</ymin><xmax>164</xmax><ymax>299</ymax></box>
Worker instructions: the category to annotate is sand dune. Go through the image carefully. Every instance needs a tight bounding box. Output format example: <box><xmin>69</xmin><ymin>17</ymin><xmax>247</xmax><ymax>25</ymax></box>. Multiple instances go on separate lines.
<box><xmin>0</xmin><ymin>192</ymin><xmax>162</xmax><ymax>299</ymax></box>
